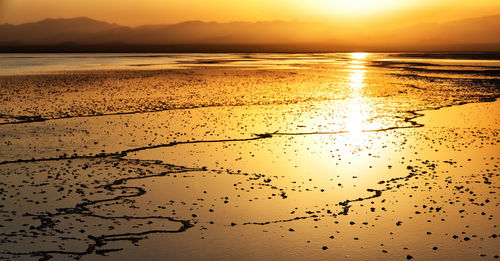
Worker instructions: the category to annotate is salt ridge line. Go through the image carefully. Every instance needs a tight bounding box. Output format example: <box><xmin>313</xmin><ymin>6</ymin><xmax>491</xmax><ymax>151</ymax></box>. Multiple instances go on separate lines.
<box><xmin>0</xmin><ymin>153</ymin><xmax>438</xmax><ymax>260</ymax></box>
<box><xmin>0</xmin><ymin>161</ymin><xmax>200</xmax><ymax>260</ymax></box>
<box><xmin>0</xmin><ymin>99</ymin><xmax>497</xmax><ymax>259</ymax></box>
<box><xmin>0</xmin><ymin>109</ymin><xmax>425</xmax><ymax>166</ymax></box>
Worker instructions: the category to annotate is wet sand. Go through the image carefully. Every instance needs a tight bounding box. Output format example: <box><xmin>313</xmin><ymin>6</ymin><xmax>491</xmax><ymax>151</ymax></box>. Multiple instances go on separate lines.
<box><xmin>117</xmin><ymin>100</ymin><xmax>500</xmax><ymax>260</ymax></box>
<box><xmin>0</xmin><ymin>54</ymin><xmax>498</xmax><ymax>260</ymax></box>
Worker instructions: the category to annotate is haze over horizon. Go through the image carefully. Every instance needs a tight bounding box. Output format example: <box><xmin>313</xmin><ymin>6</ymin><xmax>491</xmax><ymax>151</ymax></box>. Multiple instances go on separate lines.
<box><xmin>1</xmin><ymin>0</ymin><xmax>499</xmax><ymax>52</ymax></box>
<box><xmin>1</xmin><ymin>15</ymin><xmax>499</xmax><ymax>52</ymax></box>
<box><xmin>1</xmin><ymin>0</ymin><xmax>500</xmax><ymax>29</ymax></box>
<box><xmin>0</xmin><ymin>1</ymin><xmax>499</xmax><ymax>261</ymax></box>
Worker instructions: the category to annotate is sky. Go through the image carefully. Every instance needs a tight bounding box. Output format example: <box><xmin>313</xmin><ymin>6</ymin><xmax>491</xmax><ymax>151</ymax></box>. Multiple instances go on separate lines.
<box><xmin>0</xmin><ymin>0</ymin><xmax>499</xmax><ymax>27</ymax></box>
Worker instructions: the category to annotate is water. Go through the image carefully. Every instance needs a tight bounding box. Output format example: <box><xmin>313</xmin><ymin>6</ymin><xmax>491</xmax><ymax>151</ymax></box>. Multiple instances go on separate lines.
<box><xmin>1</xmin><ymin>52</ymin><xmax>499</xmax><ymax>75</ymax></box>
<box><xmin>0</xmin><ymin>53</ymin><xmax>498</xmax><ymax>260</ymax></box>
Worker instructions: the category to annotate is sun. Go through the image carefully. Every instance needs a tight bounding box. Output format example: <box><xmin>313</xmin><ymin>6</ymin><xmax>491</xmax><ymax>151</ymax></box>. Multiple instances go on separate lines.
<box><xmin>305</xmin><ymin>0</ymin><xmax>411</xmax><ymax>17</ymax></box>
<box><xmin>336</xmin><ymin>0</ymin><xmax>391</xmax><ymax>14</ymax></box>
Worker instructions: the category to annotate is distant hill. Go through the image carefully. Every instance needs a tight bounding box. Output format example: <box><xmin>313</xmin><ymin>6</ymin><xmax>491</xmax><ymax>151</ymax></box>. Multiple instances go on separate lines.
<box><xmin>0</xmin><ymin>15</ymin><xmax>499</xmax><ymax>52</ymax></box>
<box><xmin>372</xmin><ymin>15</ymin><xmax>500</xmax><ymax>50</ymax></box>
<box><xmin>0</xmin><ymin>17</ymin><xmax>123</xmax><ymax>44</ymax></box>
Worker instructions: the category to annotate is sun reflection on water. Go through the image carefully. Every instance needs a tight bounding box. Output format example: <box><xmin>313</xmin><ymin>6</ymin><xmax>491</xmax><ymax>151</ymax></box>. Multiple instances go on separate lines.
<box><xmin>346</xmin><ymin>53</ymin><xmax>370</xmax><ymax>143</ymax></box>
<box><xmin>350</xmin><ymin>52</ymin><xmax>369</xmax><ymax>60</ymax></box>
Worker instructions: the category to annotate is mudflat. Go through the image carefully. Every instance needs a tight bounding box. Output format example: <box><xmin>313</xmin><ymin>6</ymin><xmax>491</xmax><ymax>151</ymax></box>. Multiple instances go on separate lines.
<box><xmin>0</xmin><ymin>53</ymin><xmax>498</xmax><ymax>260</ymax></box>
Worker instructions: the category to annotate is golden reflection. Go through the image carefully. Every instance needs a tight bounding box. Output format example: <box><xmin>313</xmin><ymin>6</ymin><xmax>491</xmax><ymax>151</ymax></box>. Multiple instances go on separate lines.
<box><xmin>350</xmin><ymin>52</ymin><xmax>369</xmax><ymax>60</ymax></box>
<box><xmin>346</xmin><ymin>53</ymin><xmax>370</xmax><ymax>143</ymax></box>
<box><xmin>348</xmin><ymin>69</ymin><xmax>365</xmax><ymax>90</ymax></box>
<box><xmin>349</xmin><ymin>52</ymin><xmax>369</xmax><ymax>64</ymax></box>
<box><xmin>346</xmin><ymin>97</ymin><xmax>364</xmax><ymax>142</ymax></box>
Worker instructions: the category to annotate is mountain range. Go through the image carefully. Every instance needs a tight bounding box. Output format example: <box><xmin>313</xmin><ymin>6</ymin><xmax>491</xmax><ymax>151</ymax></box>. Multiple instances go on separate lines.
<box><xmin>0</xmin><ymin>16</ymin><xmax>499</xmax><ymax>52</ymax></box>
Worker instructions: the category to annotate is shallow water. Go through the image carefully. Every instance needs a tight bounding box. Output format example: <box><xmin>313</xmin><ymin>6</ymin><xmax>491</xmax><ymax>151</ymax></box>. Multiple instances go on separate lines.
<box><xmin>0</xmin><ymin>53</ymin><xmax>498</xmax><ymax>260</ymax></box>
<box><xmin>1</xmin><ymin>52</ymin><xmax>500</xmax><ymax>76</ymax></box>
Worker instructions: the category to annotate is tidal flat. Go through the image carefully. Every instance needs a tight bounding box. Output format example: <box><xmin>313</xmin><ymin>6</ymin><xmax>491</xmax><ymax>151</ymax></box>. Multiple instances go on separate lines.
<box><xmin>0</xmin><ymin>53</ymin><xmax>498</xmax><ymax>260</ymax></box>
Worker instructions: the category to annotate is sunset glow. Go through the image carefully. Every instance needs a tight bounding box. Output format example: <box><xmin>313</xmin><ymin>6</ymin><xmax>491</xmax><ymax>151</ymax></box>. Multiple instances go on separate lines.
<box><xmin>1</xmin><ymin>0</ymin><xmax>499</xmax><ymax>26</ymax></box>
<box><xmin>308</xmin><ymin>0</ymin><xmax>411</xmax><ymax>16</ymax></box>
<box><xmin>0</xmin><ymin>0</ymin><xmax>499</xmax><ymax>260</ymax></box>
<box><xmin>346</xmin><ymin>53</ymin><xmax>368</xmax><ymax>142</ymax></box>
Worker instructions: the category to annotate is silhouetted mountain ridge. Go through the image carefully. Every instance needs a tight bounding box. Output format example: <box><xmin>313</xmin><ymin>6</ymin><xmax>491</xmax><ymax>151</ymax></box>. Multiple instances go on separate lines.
<box><xmin>1</xmin><ymin>15</ymin><xmax>499</xmax><ymax>51</ymax></box>
<box><xmin>0</xmin><ymin>17</ymin><xmax>123</xmax><ymax>44</ymax></box>
<box><xmin>386</xmin><ymin>15</ymin><xmax>500</xmax><ymax>44</ymax></box>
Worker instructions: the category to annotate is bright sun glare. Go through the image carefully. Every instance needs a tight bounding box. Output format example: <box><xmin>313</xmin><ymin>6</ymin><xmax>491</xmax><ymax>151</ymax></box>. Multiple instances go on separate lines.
<box><xmin>346</xmin><ymin>52</ymin><xmax>370</xmax><ymax>143</ymax></box>
<box><xmin>309</xmin><ymin>0</ymin><xmax>410</xmax><ymax>16</ymax></box>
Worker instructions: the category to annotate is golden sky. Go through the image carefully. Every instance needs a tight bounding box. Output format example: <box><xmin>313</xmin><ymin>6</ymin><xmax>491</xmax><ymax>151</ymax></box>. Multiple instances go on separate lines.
<box><xmin>1</xmin><ymin>0</ymin><xmax>499</xmax><ymax>27</ymax></box>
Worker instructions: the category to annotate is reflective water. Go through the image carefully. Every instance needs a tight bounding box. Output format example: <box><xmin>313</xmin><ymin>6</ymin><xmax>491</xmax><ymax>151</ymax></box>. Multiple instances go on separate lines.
<box><xmin>0</xmin><ymin>53</ymin><xmax>498</xmax><ymax>260</ymax></box>
<box><xmin>1</xmin><ymin>52</ymin><xmax>500</xmax><ymax>75</ymax></box>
